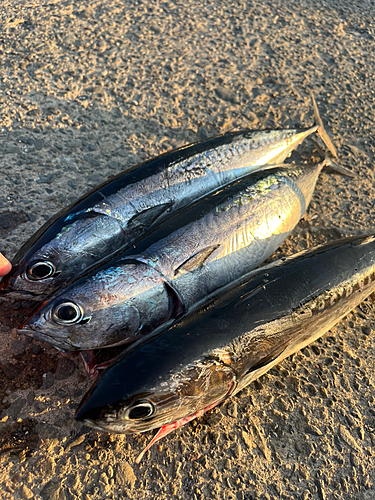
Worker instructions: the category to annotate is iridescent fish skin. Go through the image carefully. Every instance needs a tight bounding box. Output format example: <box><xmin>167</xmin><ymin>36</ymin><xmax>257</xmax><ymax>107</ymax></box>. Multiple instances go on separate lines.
<box><xmin>74</xmin><ymin>234</ymin><xmax>375</xmax><ymax>445</ymax></box>
<box><xmin>1</xmin><ymin>96</ymin><xmax>334</xmax><ymax>299</ymax></box>
<box><xmin>22</xmin><ymin>160</ymin><xmax>329</xmax><ymax>351</ymax></box>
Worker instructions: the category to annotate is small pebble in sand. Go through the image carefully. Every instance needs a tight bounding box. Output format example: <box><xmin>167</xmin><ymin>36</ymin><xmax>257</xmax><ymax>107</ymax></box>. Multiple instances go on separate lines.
<box><xmin>11</xmin><ymin>340</ymin><xmax>26</xmax><ymax>357</ymax></box>
<box><xmin>54</xmin><ymin>358</ymin><xmax>76</xmax><ymax>381</ymax></box>
<box><xmin>42</xmin><ymin>372</ymin><xmax>54</xmax><ymax>390</ymax></box>
<box><xmin>20</xmin><ymin>485</ymin><xmax>33</xmax><ymax>500</ymax></box>
<box><xmin>32</xmin><ymin>344</ymin><xmax>42</xmax><ymax>355</ymax></box>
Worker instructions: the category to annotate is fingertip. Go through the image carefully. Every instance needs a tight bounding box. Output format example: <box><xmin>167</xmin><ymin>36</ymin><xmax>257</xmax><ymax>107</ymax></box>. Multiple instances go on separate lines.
<box><xmin>0</xmin><ymin>253</ymin><xmax>12</xmax><ymax>277</ymax></box>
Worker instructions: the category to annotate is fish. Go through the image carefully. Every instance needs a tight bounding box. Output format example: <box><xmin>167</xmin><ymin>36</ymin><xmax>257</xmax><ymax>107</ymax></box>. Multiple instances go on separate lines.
<box><xmin>74</xmin><ymin>233</ymin><xmax>375</xmax><ymax>462</ymax></box>
<box><xmin>20</xmin><ymin>157</ymin><xmax>352</xmax><ymax>353</ymax></box>
<box><xmin>0</xmin><ymin>93</ymin><xmax>336</xmax><ymax>300</ymax></box>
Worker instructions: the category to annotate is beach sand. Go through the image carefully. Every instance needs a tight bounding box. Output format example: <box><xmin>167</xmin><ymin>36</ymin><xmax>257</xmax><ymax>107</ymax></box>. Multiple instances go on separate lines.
<box><xmin>0</xmin><ymin>0</ymin><xmax>374</xmax><ymax>498</ymax></box>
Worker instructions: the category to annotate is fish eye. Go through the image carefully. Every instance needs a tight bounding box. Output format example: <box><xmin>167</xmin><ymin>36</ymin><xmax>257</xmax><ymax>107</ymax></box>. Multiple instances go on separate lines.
<box><xmin>27</xmin><ymin>261</ymin><xmax>56</xmax><ymax>280</ymax></box>
<box><xmin>52</xmin><ymin>302</ymin><xmax>83</xmax><ymax>325</ymax></box>
<box><xmin>124</xmin><ymin>400</ymin><xmax>155</xmax><ymax>420</ymax></box>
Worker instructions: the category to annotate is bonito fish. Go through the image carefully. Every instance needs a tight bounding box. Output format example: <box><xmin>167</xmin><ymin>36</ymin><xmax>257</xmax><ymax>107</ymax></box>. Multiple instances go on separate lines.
<box><xmin>1</xmin><ymin>94</ymin><xmax>336</xmax><ymax>299</ymax></box>
<box><xmin>20</xmin><ymin>158</ymin><xmax>351</xmax><ymax>352</ymax></box>
<box><xmin>74</xmin><ymin>233</ymin><xmax>375</xmax><ymax>462</ymax></box>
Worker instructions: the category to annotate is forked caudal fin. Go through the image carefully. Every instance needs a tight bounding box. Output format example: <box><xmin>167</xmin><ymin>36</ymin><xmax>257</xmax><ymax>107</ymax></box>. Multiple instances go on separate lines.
<box><xmin>311</xmin><ymin>139</ymin><xmax>355</xmax><ymax>178</ymax></box>
<box><xmin>322</xmin><ymin>158</ymin><xmax>356</xmax><ymax>178</ymax></box>
<box><xmin>310</xmin><ymin>91</ymin><xmax>338</xmax><ymax>159</ymax></box>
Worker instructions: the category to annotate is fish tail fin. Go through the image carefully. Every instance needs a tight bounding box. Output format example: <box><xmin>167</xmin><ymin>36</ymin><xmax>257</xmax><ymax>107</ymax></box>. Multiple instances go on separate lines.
<box><xmin>310</xmin><ymin>91</ymin><xmax>338</xmax><ymax>159</ymax></box>
<box><xmin>323</xmin><ymin>157</ymin><xmax>356</xmax><ymax>177</ymax></box>
<box><xmin>312</xmin><ymin>139</ymin><xmax>355</xmax><ymax>178</ymax></box>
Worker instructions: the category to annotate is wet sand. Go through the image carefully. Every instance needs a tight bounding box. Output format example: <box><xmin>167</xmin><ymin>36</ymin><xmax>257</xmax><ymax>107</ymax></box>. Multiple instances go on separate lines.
<box><xmin>0</xmin><ymin>0</ymin><xmax>374</xmax><ymax>498</ymax></box>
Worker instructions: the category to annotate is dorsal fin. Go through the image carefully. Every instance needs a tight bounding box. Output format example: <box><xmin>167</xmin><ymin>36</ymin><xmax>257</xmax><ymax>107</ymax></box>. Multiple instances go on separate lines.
<box><xmin>174</xmin><ymin>245</ymin><xmax>220</xmax><ymax>276</ymax></box>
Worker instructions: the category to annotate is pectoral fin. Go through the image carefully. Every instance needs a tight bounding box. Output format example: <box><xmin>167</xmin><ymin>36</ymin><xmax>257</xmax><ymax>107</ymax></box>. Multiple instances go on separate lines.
<box><xmin>351</xmin><ymin>234</ymin><xmax>375</xmax><ymax>247</ymax></box>
<box><xmin>164</xmin><ymin>281</ymin><xmax>185</xmax><ymax>319</ymax></box>
<box><xmin>244</xmin><ymin>342</ymin><xmax>288</xmax><ymax>375</ymax></box>
<box><xmin>174</xmin><ymin>245</ymin><xmax>220</xmax><ymax>276</ymax></box>
<box><xmin>128</xmin><ymin>202</ymin><xmax>174</xmax><ymax>230</ymax></box>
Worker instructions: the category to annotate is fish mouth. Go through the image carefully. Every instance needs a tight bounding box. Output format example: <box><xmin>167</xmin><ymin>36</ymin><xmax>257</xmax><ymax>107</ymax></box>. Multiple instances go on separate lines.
<box><xmin>78</xmin><ymin>417</ymin><xmax>131</xmax><ymax>434</ymax></box>
<box><xmin>81</xmin><ymin>419</ymin><xmax>107</xmax><ymax>431</ymax></box>
<box><xmin>0</xmin><ymin>285</ymin><xmax>46</xmax><ymax>300</ymax></box>
<box><xmin>17</xmin><ymin>325</ymin><xmax>73</xmax><ymax>352</ymax></box>
<box><xmin>17</xmin><ymin>327</ymin><xmax>37</xmax><ymax>337</ymax></box>
<box><xmin>0</xmin><ymin>266</ymin><xmax>51</xmax><ymax>300</ymax></box>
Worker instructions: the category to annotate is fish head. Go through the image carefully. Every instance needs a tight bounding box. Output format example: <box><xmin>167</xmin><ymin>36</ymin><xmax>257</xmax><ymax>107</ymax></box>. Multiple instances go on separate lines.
<box><xmin>0</xmin><ymin>213</ymin><xmax>126</xmax><ymax>299</ymax></box>
<box><xmin>75</xmin><ymin>336</ymin><xmax>236</xmax><ymax>434</ymax></box>
<box><xmin>20</xmin><ymin>261</ymin><xmax>171</xmax><ymax>350</ymax></box>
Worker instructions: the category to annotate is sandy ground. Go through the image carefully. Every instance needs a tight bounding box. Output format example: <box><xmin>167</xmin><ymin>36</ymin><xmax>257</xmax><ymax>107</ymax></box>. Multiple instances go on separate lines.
<box><xmin>0</xmin><ymin>0</ymin><xmax>374</xmax><ymax>498</ymax></box>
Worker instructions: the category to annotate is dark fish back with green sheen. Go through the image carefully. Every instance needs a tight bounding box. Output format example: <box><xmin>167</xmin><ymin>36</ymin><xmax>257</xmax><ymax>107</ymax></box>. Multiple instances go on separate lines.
<box><xmin>75</xmin><ymin>234</ymin><xmax>375</xmax><ymax>436</ymax></box>
<box><xmin>0</xmin><ymin>117</ymin><xmax>328</xmax><ymax>299</ymax></box>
